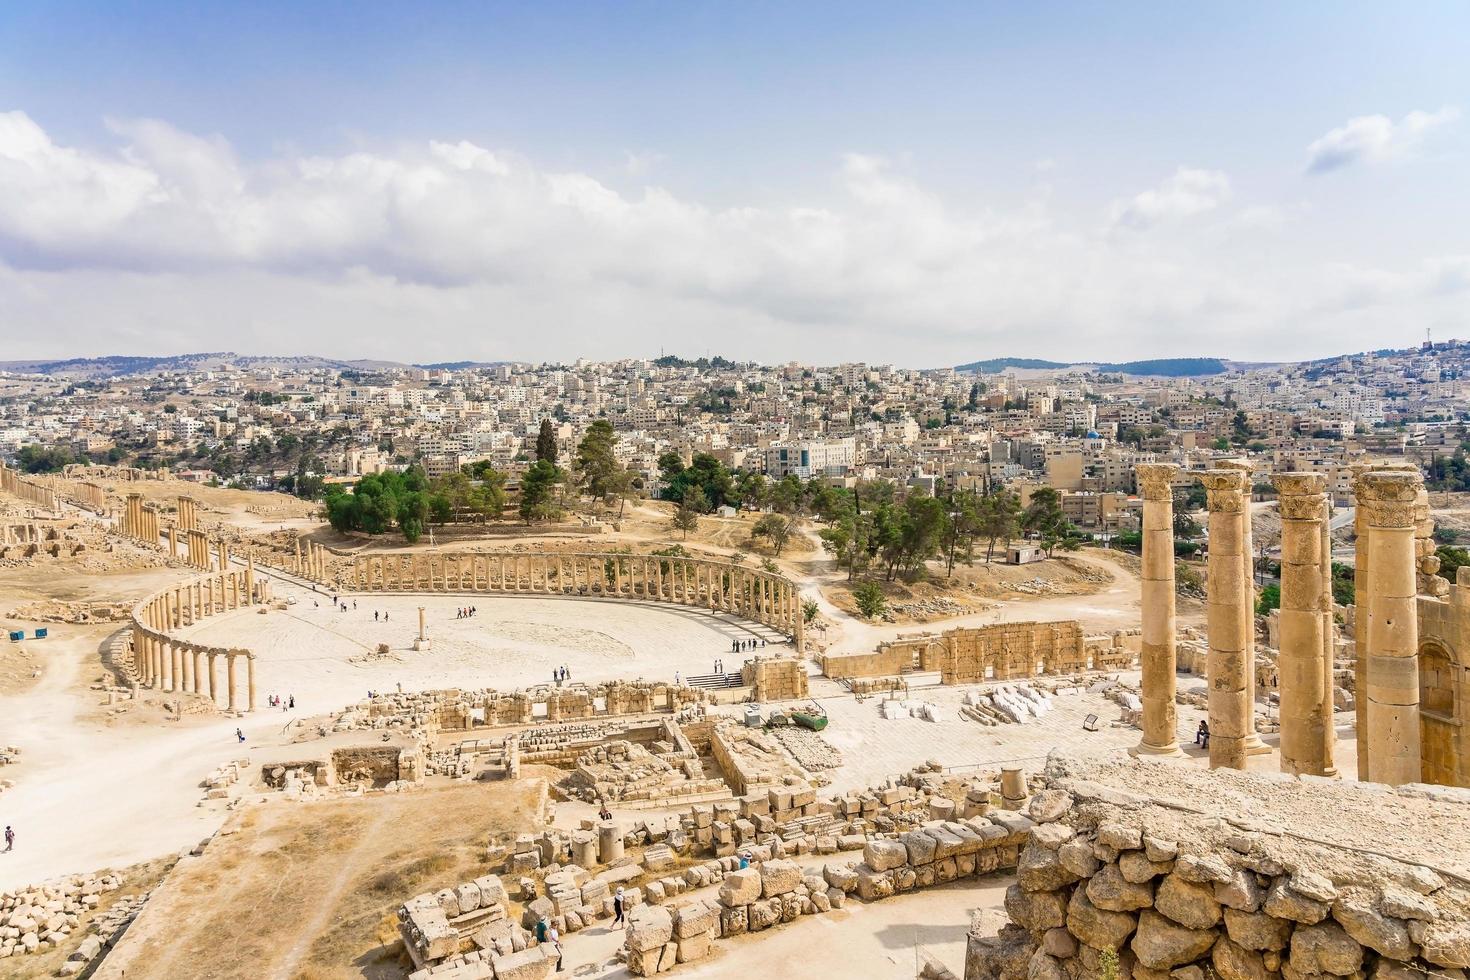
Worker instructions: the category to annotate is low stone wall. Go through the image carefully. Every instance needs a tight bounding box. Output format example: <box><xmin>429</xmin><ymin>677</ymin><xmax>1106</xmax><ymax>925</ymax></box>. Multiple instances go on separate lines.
<box><xmin>820</xmin><ymin>644</ymin><xmax>914</xmax><ymax>680</ymax></box>
<box><xmin>967</xmin><ymin>755</ymin><xmax>1470</xmax><ymax>980</ymax></box>
<box><xmin>332</xmin><ymin>682</ymin><xmax>712</xmax><ymax>736</ymax></box>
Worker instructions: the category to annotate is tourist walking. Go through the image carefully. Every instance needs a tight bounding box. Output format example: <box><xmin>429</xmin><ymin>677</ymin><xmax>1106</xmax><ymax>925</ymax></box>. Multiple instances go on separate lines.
<box><xmin>235</xmin><ymin>728</ymin><xmax>245</xmax><ymax>744</ymax></box>
<box><xmin>289</xmin><ymin>695</ymin><xmax>295</xmax><ymax>709</ymax></box>
<box><xmin>548</xmin><ymin>924</ymin><xmax>563</xmax><ymax>971</ymax></box>
<box><xmin>4</xmin><ymin>825</ymin><xmax>14</xmax><ymax>852</ymax></box>
<box><xmin>613</xmin><ymin>886</ymin><xmax>625</xmax><ymax>925</ymax></box>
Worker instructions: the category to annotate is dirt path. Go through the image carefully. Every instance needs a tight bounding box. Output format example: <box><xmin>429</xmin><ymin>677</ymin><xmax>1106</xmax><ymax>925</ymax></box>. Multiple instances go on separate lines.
<box><xmin>788</xmin><ymin>535</ymin><xmax>1151</xmax><ymax>657</ymax></box>
<box><xmin>273</xmin><ymin>805</ymin><xmax>395</xmax><ymax>979</ymax></box>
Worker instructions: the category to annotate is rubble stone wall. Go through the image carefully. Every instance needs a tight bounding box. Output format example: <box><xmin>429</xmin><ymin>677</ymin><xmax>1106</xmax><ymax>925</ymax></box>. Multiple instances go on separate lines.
<box><xmin>967</xmin><ymin>759</ymin><xmax>1470</xmax><ymax>980</ymax></box>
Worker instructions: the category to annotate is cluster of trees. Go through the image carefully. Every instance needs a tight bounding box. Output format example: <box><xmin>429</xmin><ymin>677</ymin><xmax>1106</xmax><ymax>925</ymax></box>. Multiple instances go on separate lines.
<box><xmin>519</xmin><ymin>417</ymin><xmax>640</xmax><ymax>523</ymax></box>
<box><xmin>15</xmin><ymin>444</ymin><xmax>76</xmax><ymax>473</ymax></box>
<box><xmin>1427</xmin><ymin>451</ymin><xmax>1470</xmax><ymax>492</ymax></box>
<box><xmin>821</xmin><ymin>483</ymin><xmax>1084</xmax><ymax>591</ymax></box>
<box><xmin>14</xmin><ymin>443</ymin><xmax>128</xmax><ymax>473</ymax></box>
<box><xmin>325</xmin><ymin>469</ymin><xmax>436</xmax><ymax>543</ymax></box>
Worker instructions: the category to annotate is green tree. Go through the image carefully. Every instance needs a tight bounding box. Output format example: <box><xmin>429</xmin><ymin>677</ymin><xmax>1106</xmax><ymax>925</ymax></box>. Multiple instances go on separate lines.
<box><xmin>853</xmin><ymin>580</ymin><xmax>887</xmax><ymax>620</ymax></box>
<box><xmin>977</xmin><ymin>489</ymin><xmax>1022</xmax><ymax>563</ymax></box>
<box><xmin>770</xmin><ymin>474</ymin><xmax>804</xmax><ymax>514</ymax></box>
<box><xmin>736</xmin><ymin>471</ymin><xmax>768</xmax><ymax>510</ymax></box>
<box><xmin>1437</xmin><ymin>545</ymin><xmax>1470</xmax><ymax>582</ymax></box>
<box><xmin>1256</xmin><ymin>583</ymin><xmax>1281</xmax><ymax>615</ymax></box>
<box><xmin>574</xmin><ymin>419</ymin><xmax>623</xmax><ymax>504</ymax></box>
<box><xmin>519</xmin><ymin>460</ymin><xmax>563</xmax><ymax>523</ymax></box>
<box><xmin>536</xmin><ymin>418</ymin><xmax>558</xmax><ymax>465</ymax></box>
<box><xmin>940</xmin><ymin>489</ymin><xmax>981</xmax><ymax>575</ymax></box>
<box><xmin>802</xmin><ymin>598</ymin><xmax>820</xmax><ymax>623</ymax></box>
<box><xmin>1023</xmin><ymin>487</ymin><xmax>1068</xmax><ymax>555</ymax></box>
<box><xmin>324</xmin><ymin>468</ymin><xmax>433</xmax><ymax>541</ymax></box>
<box><xmin>664</xmin><ymin>454</ymin><xmax>733</xmax><ymax>510</ymax></box>
<box><xmin>672</xmin><ymin>498</ymin><xmax>700</xmax><ymax>539</ymax></box>
<box><xmin>752</xmin><ymin>513</ymin><xmax>794</xmax><ymax>556</ymax></box>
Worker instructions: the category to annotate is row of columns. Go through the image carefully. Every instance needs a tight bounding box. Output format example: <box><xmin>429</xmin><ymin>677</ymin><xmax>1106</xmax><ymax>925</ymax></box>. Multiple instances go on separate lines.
<box><xmin>349</xmin><ymin>552</ymin><xmax>804</xmax><ymax>650</ymax></box>
<box><xmin>122</xmin><ymin>493</ymin><xmax>162</xmax><ymax>544</ymax></box>
<box><xmin>0</xmin><ymin>463</ymin><xmax>61</xmax><ymax>511</ymax></box>
<box><xmin>296</xmin><ymin>538</ymin><xmax>328</xmax><ymax>582</ymax></box>
<box><xmin>177</xmin><ymin>495</ymin><xmax>198</xmax><ymax>531</ymax></box>
<box><xmin>129</xmin><ymin>559</ymin><xmax>264</xmax><ymax>712</ymax></box>
<box><xmin>1134</xmin><ymin>462</ymin><xmax>1426</xmax><ymax>785</ymax></box>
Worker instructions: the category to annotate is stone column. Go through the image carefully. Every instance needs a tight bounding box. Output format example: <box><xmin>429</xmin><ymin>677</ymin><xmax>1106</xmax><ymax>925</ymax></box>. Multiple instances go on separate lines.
<box><xmin>414</xmin><ymin>605</ymin><xmax>430</xmax><ymax>651</ymax></box>
<box><xmin>180</xmin><ymin>639</ymin><xmax>193</xmax><ymax>692</ymax></box>
<box><xmin>598</xmin><ymin>821</ymin><xmax>624</xmax><ymax>864</ymax></box>
<box><xmin>247</xmin><ymin>655</ymin><xmax>256</xmax><ymax>712</ymax></box>
<box><xmin>1357</xmin><ymin>470</ymin><xmax>1423</xmax><ymax>786</ymax></box>
<box><xmin>1203</xmin><ymin>469</ymin><xmax>1251</xmax><ymax>770</ymax></box>
<box><xmin>1273</xmin><ymin>473</ymin><xmax>1329</xmax><ymax>776</ymax></box>
<box><xmin>1320</xmin><ymin>494</ymin><xmax>1338</xmax><ymax>776</ymax></box>
<box><xmin>1220</xmin><ymin>460</ymin><xmax>1269</xmax><ymax>756</ymax></box>
<box><xmin>227</xmin><ymin>653</ymin><xmax>238</xmax><ymax>711</ymax></box>
<box><xmin>1132</xmin><ymin>463</ymin><xmax>1184</xmax><ymax>758</ymax></box>
<box><xmin>208</xmin><ymin>653</ymin><xmax>218</xmax><ymax>704</ymax></box>
<box><xmin>192</xmin><ymin>649</ymin><xmax>203</xmax><ymax>694</ymax></box>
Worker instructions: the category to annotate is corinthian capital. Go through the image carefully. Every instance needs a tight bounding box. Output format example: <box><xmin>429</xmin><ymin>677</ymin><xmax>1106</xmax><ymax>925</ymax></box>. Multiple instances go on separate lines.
<box><xmin>1201</xmin><ymin>469</ymin><xmax>1246</xmax><ymax>513</ymax></box>
<box><xmin>1135</xmin><ymin>463</ymin><xmax>1179</xmax><ymax>500</ymax></box>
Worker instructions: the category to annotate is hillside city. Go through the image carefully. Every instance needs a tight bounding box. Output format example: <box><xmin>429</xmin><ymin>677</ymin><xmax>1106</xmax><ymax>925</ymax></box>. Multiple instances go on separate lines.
<box><xmin>6</xmin><ymin>340</ymin><xmax>1470</xmax><ymax>546</ymax></box>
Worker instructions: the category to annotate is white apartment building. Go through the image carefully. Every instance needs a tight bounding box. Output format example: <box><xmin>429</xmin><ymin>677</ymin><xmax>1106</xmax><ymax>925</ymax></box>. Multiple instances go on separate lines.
<box><xmin>764</xmin><ymin>438</ymin><xmax>856</xmax><ymax>479</ymax></box>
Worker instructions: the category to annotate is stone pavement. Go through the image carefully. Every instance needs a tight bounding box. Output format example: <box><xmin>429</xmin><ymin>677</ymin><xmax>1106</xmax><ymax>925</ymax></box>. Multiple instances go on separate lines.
<box><xmin>177</xmin><ymin>581</ymin><xmax>790</xmax><ymax>710</ymax></box>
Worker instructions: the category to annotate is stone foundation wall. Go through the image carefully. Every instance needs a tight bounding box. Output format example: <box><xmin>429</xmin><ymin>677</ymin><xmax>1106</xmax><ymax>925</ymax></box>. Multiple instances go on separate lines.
<box><xmin>967</xmin><ymin>758</ymin><xmax>1470</xmax><ymax>980</ymax></box>
<box><xmin>334</xmin><ymin>682</ymin><xmax>712</xmax><ymax>737</ymax></box>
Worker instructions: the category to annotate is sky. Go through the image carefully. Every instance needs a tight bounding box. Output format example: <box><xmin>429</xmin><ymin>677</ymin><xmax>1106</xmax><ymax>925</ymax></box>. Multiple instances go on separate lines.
<box><xmin>0</xmin><ymin>2</ymin><xmax>1467</xmax><ymax>367</ymax></box>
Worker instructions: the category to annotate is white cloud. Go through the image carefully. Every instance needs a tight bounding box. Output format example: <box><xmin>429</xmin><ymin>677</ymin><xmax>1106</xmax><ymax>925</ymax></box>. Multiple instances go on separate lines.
<box><xmin>1305</xmin><ymin>106</ymin><xmax>1459</xmax><ymax>174</ymax></box>
<box><xmin>1110</xmin><ymin>168</ymin><xmax>1231</xmax><ymax>230</ymax></box>
<box><xmin>0</xmin><ymin>111</ymin><xmax>1462</xmax><ymax>364</ymax></box>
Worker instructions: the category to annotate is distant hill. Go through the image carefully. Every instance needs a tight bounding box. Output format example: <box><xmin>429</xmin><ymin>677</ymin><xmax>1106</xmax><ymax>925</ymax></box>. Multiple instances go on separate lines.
<box><xmin>0</xmin><ymin>352</ymin><xmax>416</xmax><ymax>379</ymax></box>
<box><xmin>955</xmin><ymin>356</ymin><xmax>1230</xmax><ymax>377</ymax></box>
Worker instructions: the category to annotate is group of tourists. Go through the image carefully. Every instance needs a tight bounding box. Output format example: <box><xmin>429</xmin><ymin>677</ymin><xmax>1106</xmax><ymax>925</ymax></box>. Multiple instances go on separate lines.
<box><xmin>455</xmin><ymin>606</ymin><xmax>477</xmax><ymax>619</ymax></box>
<box><xmin>553</xmin><ymin>665</ymin><xmax>572</xmax><ymax>684</ymax></box>
<box><xmin>372</xmin><ymin>610</ymin><xmax>391</xmax><ymax>621</ymax></box>
<box><xmin>730</xmin><ymin>637</ymin><xmax>765</xmax><ymax>653</ymax></box>
<box><xmin>533</xmin><ymin>915</ymin><xmax>566</xmax><ymax>971</ymax></box>
<box><xmin>266</xmin><ymin>693</ymin><xmax>294</xmax><ymax>710</ymax></box>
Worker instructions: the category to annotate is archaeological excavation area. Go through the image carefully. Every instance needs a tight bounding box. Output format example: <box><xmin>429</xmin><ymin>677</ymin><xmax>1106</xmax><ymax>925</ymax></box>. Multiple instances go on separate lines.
<box><xmin>2</xmin><ymin>458</ymin><xmax>1470</xmax><ymax>980</ymax></box>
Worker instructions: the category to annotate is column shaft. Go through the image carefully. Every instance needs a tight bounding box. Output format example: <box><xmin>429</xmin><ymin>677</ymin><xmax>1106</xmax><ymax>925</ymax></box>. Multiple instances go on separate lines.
<box><xmin>1203</xmin><ymin>469</ymin><xmax>1251</xmax><ymax>770</ymax></box>
<box><xmin>1273</xmin><ymin>473</ymin><xmax>1329</xmax><ymax>775</ymax></box>
<box><xmin>1358</xmin><ymin>470</ymin><xmax>1423</xmax><ymax>786</ymax></box>
<box><xmin>1133</xmin><ymin>464</ymin><xmax>1183</xmax><ymax>757</ymax></box>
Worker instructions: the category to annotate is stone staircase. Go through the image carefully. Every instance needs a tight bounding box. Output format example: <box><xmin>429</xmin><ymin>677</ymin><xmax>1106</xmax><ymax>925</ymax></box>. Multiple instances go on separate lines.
<box><xmin>684</xmin><ymin>672</ymin><xmax>743</xmax><ymax>691</ymax></box>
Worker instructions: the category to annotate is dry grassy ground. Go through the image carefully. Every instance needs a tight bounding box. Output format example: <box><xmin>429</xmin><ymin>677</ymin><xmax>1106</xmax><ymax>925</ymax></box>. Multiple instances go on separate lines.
<box><xmin>821</xmin><ymin>551</ymin><xmax>1117</xmax><ymax>624</ymax></box>
<box><xmin>95</xmin><ymin>780</ymin><xmax>548</xmax><ymax>980</ymax></box>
